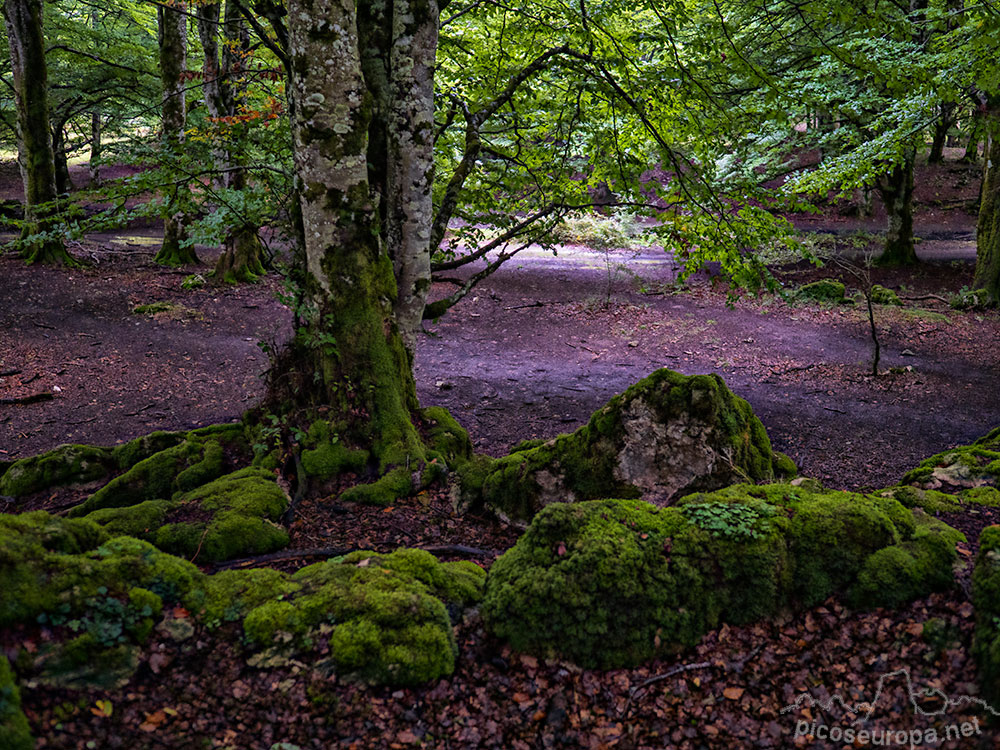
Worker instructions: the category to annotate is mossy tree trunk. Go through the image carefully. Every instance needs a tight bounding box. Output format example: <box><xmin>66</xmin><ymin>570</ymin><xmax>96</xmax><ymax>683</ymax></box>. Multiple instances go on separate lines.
<box><xmin>154</xmin><ymin>2</ymin><xmax>197</xmax><ymax>267</ymax></box>
<box><xmin>962</xmin><ymin>113</ymin><xmax>982</xmax><ymax>164</ymax></box>
<box><xmin>928</xmin><ymin>102</ymin><xmax>955</xmax><ymax>164</ymax></box>
<box><xmin>281</xmin><ymin>0</ymin><xmax>440</xmax><ymax>504</ymax></box>
<box><xmin>2</xmin><ymin>0</ymin><xmax>73</xmax><ymax>265</ymax></box>
<box><xmin>973</xmin><ymin>98</ymin><xmax>1000</xmax><ymax>302</ymax></box>
<box><xmin>200</xmin><ymin>0</ymin><xmax>266</xmax><ymax>283</ymax></box>
<box><xmin>51</xmin><ymin>119</ymin><xmax>72</xmax><ymax>196</ymax></box>
<box><xmin>875</xmin><ymin>147</ymin><xmax>918</xmax><ymax>266</ymax></box>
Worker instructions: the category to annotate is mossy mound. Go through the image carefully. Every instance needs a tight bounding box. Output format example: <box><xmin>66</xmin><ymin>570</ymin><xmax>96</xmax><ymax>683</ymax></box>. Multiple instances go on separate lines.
<box><xmin>876</xmin><ymin>484</ymin><xmax>1000</xmax><ymax>514</ymax></box>
<box><xmin>482</xmin><ymin>484</ymin><xmax>962</xmax><ymax>669</ymax></box>
<box><xmin>0</xmin><ymin>656</ymin><xmax>31</xmax><ymax>750</ymax></box>
<box><xmin>474</xmin><ymin>369</ymin><xmax>790</xmax><ymax>522</ymax></box>
<box><xmin>973</xmin><ymin>526</ymin><xmax>1000</xmax><ymax>703</ymax></box>
<box><xmin>0</xmin><ymin>510</ymin><xmax>483</xmax><ymax>702</ymax></box>
<box><xmin>69</xmin><ymin>424</ymin><xmax>250</xmax><ymax>516</ymax></box>
<box><xmin>902</xmin><ymin>427</ymin><xmax>1000</xmax><ymax>492</ymax></box>
<box><xmin>0</xmin><ymin>431</ymin><xmax>189</xmax><ymax>500</ymax></box>
<box><xmin>793</xmin><ymin>279</ymin><xmax>850</xmax><ymax>303</ymax></box>
<box><xmin>83</xmin><ymin>467</ymin><xmax>290</xmax><ymax>563</ymax></box>
<box><xmin>870</xmin><ymin>285</ymin><xmax>902</xmax><ymax>306</ymax></box>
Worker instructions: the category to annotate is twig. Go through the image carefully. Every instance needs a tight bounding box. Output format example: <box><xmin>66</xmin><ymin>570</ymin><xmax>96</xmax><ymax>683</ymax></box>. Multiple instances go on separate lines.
<box><xmin>900</xmin><ymin>294</ymin><xmax>950</xmax><ymax>305</ymax></box>
<box><xmin>189</xmin><ymin>526</ymin><xmax>212</xmax><ymax>564</ymax></box>
<box><xmin>211</xmin><ymin>543</ymin><xmax>499</xmax><ymax>571</ymax></box>
<box><xmin>823</xmin><ymin>406</ymin><xmax>847</xmax><ymax>414</ymax></box>
<box><xmin>0</xmin><ymin>368</ymin><xmax>21</xmax><ymax>377</ymax></box>
<box><xmin>623</xmin><ymin>661</ymin><xmax>713</xmax><ymax>718</ymax></box>
<box><xmin>31</xmin><ymin>322</ymin><xmax>55</xmax><ymax>330</ymax></box>
<box><xmin>0</xmin><ymin>392</ymin><xmax>53</xmax><ymax>405</ymax></box>
<box><xmin>504</xmin><ymin>301</ymin><xmax>545</xmax><ymax>311</ymax></box>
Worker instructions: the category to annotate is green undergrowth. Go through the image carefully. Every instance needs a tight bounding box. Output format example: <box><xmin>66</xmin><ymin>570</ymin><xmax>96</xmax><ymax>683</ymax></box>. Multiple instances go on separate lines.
<box><xmin>0</xmin><ymin>510</ymin><xmax>485</xmax><ymax>749</ymax></box>
<box><xmin>0</xmin><ymin>655</ymin><xmax>31</xmax><ymax>750</ymax></box>
<box><xmin>81</xmin><ymin>467</ymin><xmax>290</xmax><ymax>563</ymax></box>
<box><xmin>483</xmin><ymin>483</ymin><xmax>963</xmax><ymax>669</ymax></box>
<box><xmin>468</xmin><ymin>369</ymin><xmax>792</xmax><ymax>521</ymax></box>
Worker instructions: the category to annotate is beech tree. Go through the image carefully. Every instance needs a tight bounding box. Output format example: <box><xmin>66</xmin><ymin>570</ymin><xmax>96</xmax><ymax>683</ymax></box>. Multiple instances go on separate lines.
<box><xmin>2</xmin><ymin>0</ymin><xmax>71</xmax><ymax>264</ymax></box>
<box><xmin>153</xmin><ymin>0</ymin><xmax>196</xmax><ymax>266</ymax></box>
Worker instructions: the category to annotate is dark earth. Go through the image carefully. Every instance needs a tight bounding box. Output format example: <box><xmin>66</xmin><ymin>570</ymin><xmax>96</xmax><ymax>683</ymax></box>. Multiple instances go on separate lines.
<box><xmin>3</xmin><ymin>152</ymin><xmax>1000</xmax><ymax>748</ymax></box>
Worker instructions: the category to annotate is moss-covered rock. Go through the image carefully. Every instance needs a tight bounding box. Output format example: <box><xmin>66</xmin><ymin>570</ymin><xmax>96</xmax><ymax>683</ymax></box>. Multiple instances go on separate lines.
<box><xmin>973</xmin><ymin>526</ymin><xmax>1000</xmax><ymax>703</ymax></box>
<box><xmin>69</xmin><ymin>424</ymin><xmax>249</xmax><ymax>516</ymax></box>
<box><xmin>483</xmin><ymin>485</ymin><xmax>961</xmax><ymax>669</ymax></box>
<box><xmin>0</xmin><ymin>443</ymin><xmax>115</xmax><ymax>497</ymax></box>
<box><xmin>870</xmin><ymin>284</ymin><xmax>902</xmax><ymax>306</ymax></box>
<box><xmin>793</xmin><ymin>278</ymin><xmax>849</xmax><ymax>303</ymax></box>
<box><xmin>0</xmin><ymin>655</ymin><xmax>31</xmax><ymax>750</ymax></box>
<box><xmin>477</xmin><ymin>369</ymin><xmax>787</xmax><ymax>521</ymax></box>
<box><xmin>83</xmin><ymin>468</ymin><xmax>290</xmax><ymax>563</ymax></box>
<box><xmin>902</xmin><ymin>427</ymin><xmax>1000</xmax><ymax>492</ymax></box>
<box><xmin>1</xmin><ymin>510</ymin><xmax>483</xmax><ymax>688</ymax></box>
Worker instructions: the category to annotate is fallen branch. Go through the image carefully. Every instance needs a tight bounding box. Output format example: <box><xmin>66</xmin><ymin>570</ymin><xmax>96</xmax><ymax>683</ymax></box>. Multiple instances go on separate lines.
<box><xmin>900</xmin><ymin>294</ymin><xmax>949</xmax><ymax>305</ymax></box>
<box><xmin>0</xmin><ymin>368</ymin><xmax>22</xmax><ymax>377</ymax></box>
<box><xmin>211</xmin><ymin>543</ymin><xmax>500</xmax><ymax>571</ymax></box>
<box><xmin>504</xmin><ymin>301</ymin><xmax>545</xmax><ymax>311</ymax></box>
<box><xmin>0</xmin><ymin>392</ymin><xmax>53</xmax><ymax>406</ymax></box>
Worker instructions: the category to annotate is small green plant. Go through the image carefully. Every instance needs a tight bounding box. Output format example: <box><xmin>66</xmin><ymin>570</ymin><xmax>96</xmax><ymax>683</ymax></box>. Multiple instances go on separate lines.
<box><xmin>682</xmin><ymin>501</ymin><xmax>776</xmax><ymax>541</ymax></box>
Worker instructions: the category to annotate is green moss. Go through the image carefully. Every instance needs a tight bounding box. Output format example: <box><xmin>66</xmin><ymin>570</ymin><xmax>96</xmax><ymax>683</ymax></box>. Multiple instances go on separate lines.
<box><xmin>419</xmin><ymin>406</ymin><xmax>473</xmax><ymax>466</ymax></box>
<box><xmin>973</xmin><ymin>526</ymin><xmax>1000</xmax><ymax>703</ymax></box>
<box><xmin>483</xmin><ymin>485</ymin><xmax>961</xmax><ymax>669</ymax></box>
<box><xmin>0</xmin><ymin>656</ymin><xmax>32</xmax><ymax>750</ymax></box>
<box><xmin>83</xmin><ymin>468</ymin><xmax>290</xmax><ymax>563</ymax></box>
<box><xmin>793</xmin><ymin>279</ymin><xmax>847</xmax><ymax>303</ymax></box>
<box><xmin>902</xmin><ymin>429</ymin><xmax>1000</xmax><ymax>491</ymax></box>
<box><xmin>950</xmin><ymin>288</ymin><xmax>991</xmax><ymax>310</ymax></box>
<box><xmin>772</xmin><ymin>451</ymin><xmax>798</xmax><ymax>478</ymax></box>
<box><xmin>301</xmin><ymin>440</ymin><xmax>369</xmax><ymax>480</ymax></box>
<box><xmin>340</xmin><ymin>466</ymin><xmax>414</xmax><ymax>506</ymax></box>
<box><xmin>478</xmin><ymin>369</ymin><xmax>777</xmax><ymax>521</ymax></box>
<box><xmin>870</xmin><ymin>285</ymin><xmax>902</xmax><ymax>305</ymax></box>
<box><xmin>71</xmin><ymin>426</ymin><xmax>250</xmax><ymax>517</ymax></box>
<box><xmin>34</xmin><ymin>633</ymin><xmax>140</xmax><ymax>691</ymax></box>
<box><xmin>243</xmin><ymin>600</ymin><xmax>308</xmax><ymax>645</ymax></box>
<box><xmin>111</xmin><ymin>431</ymin><xmax>187</xmax><ymax>471</ymax></box>
<box><xmin>201</xmin><ymin>568</ymin><xmax>301</xmax><ymax>624</ymax></box>
<box><xmin>880</xmin><ymin>486</ymin><xmax>962</xmax><ymax>513</ymax></box>
<box><xmin>0</xmin><ymin>443</ymin><xmax>115</xmax><ymax>497</ymax></box>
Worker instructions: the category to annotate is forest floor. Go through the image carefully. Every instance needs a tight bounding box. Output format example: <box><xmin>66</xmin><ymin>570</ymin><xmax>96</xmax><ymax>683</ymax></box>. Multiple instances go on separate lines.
<box><xmin>3</xmin><ymin>151</ymin><xmax>1000</xmax><ymax>747</ymax></box>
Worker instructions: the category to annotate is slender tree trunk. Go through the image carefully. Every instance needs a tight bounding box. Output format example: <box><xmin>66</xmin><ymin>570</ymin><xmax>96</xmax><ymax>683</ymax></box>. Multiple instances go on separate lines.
<box><xmin>2</xmin><ymin>0</ymin><xmax>72</xmax><ymax>264</ymax></box>
<box><xmin>973</xmin><ymin>99</ymin><xmax>1000</xmax><ymax>301</ymax></box>
<box><xmin>928</xmin><ymin>102</ymin><xmax>955</xmax><ymax>164</ymax></box>
<box><xmin>89</xmin><ymin>111</ymin><xmax>101</xmax><ymax>185</ymax></box>
<box><xmin>962</xmin><ymin>115</ymin><xmax>982</xmax><ymax>164</ymax></box>
<box><xmin>154</xmin><ymin>2</ymin><xmax>197</xmax><ymax>266</ymax></box>
<box><xmin>875</xmin><ymin>148</ymin><xmax>918</xmax><ymax>266</ymax></box>
<box><xmin>281</xmin><ymin>0</ymin><xmax>442</xmax><ymax>505</ymax></box>
<box><xmin>51</xmin><ymin>121</ymin><xmax>72</xmax><ymax>195</ymax></box>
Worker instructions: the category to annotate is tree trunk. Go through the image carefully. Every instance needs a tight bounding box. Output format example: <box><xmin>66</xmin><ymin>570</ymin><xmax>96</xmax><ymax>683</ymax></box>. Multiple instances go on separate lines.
<box><xmin>154</xmin><ymin>2</ymin><xmax>197</xmax><ymax>266</ymax></box>
<box><xmin>875</xmin><ymin>148</ymin><xmax>918</xmax><ymax>266</ymax></box>
<box><xmin>928</xmin><ymin>102</ymin><xmax>955</xmax><ymax>164</ymax></box>
<box><xmin>52</xmin><ymin>121</ymin><xmax>72</xmax><ymax>196</ymax></box>
<box><xmin>962</xmin><ymin>115</ymin><xmax>982</xmax><ymax>164</ymax></box>
<box><xmin>89</xmin><ymin>111</ymin><xmax>101</xmax><ymax>185</ymax></box>
<box><xmin>281</xmin><ymin>0</ymin><xmax>441</xmax><ymax>505</ymax></box>
<box><xmin>2</xmin><ymin>0</ymin><xmax>71</xmax><ymax>264</ymax></box>
<box><xmin>973</xmin><ymin>99</ymin><xmax>1000</xmax><ymax>301</ymax></box>
<box><xmin>202</xmin><ymin>0</ymin><xmax>266</xmax><ymax>282</ymax></box>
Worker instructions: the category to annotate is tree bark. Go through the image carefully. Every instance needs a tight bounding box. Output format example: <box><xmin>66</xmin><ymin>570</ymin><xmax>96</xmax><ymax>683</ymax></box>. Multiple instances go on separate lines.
<box><xmin>973</xmin><ymin>98</ymin><xmax>1000</xmax><ymax>301</ymax></box>
<box><xmin>154</xmin><ymin>2</ymin><xmax>197</xmax><ymax>266</ymax></box>
<box><xmin>282</xmin><ymin>0</ymin><xmax>440</xmax><ymax>504</ymax></box>
<box><xmin>928</xmin><ymin>102</ymin><xmax>955</xmax><ymax>164</ymax></box>
<box><xmin>51</xmin><ymin>120</ymin><xmax>72</xmax><ymax>196</ymax></box>
<box><xmin>962</xmin><ymin>114</ymin><xmax>982</xmax><ymax>164</ymax></box>
<box><xmin>875</xmin><ymin>147</ymin><xmax>918</xmax><ymax>266</ymax></box>
<box><xmin>2</xmin><ymin>0</ymin><xmax>71</xmax><ymax>264</ymax></box>
<box><xmin>89</xmin><ymin>110</ymin><xmax>101</xmax><ymax>186</ymax></box>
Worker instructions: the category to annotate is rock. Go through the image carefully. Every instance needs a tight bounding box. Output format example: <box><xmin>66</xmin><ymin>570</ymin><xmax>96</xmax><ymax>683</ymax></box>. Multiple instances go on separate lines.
<box><xmin>901</xmin><ymin>426</ymin><xmax>1000</xmax><ymax>492</ymax></box>
<box><xmin>474</xmin><ymin>369</ymin><xmax>790</xmax><ymax>522</ymax></box>
<box><xmin>482</xmin><ymin>484</ymin><xmax>962</xmax><ymax>669</ymax></box>
<box><xmin>793</xmin><ymin>279</ymin><xmax>850</xmax><ymax>304</ymax></box>
<box><xmin>870</xmin><ymin>285</ymin><xmax>902</xmax><ymax>306</ymax></box>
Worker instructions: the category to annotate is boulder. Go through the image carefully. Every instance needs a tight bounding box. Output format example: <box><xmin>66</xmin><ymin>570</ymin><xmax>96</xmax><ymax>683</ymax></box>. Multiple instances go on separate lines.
<box><xmin>475</xmin><ymin>369</ymin><xmax>793</xmax><ymax>522</ymax></box>
<box><xmin>482</xmin><ymin>483</ymin><xmax>962</xmax><ymax>669</ymax></box>
<box><xmin>902</xmin><ymin>427</ymin><xmax>1000</xmax><ymax>492</ymax></box>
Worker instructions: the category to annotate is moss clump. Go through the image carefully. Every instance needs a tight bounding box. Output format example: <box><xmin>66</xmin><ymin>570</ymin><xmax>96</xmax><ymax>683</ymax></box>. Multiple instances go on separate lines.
<box><xmin>950</xmin><ymin>288</ymin><xmax>992</xmax><ymax>310</ymax></box>
<box><xmin>794</xmin><ymin>279</ymin><xmax>848</xmax><ymax>303</ymax></box>
<box><xmin>478</xmin><ymin>369</ymin><xmax>783</xmax><ymax>521</ymax></box>
<box><xmin>869</xmin><ymin>285</ymin><xmax>902</xmax><ymax>306</ymax></box>
<box><xmin>70</xmin><ymin>425</ymin><xmax>249</xmax><ymax>516</ymax></box>
<box><xmin>973</xmin><ymin>526</ymin><xmax>1000</xmax><ymax>703</ymax></box>
<box><xmin>902</xmin><ymin>427</ymin><xmax>1000</xmax><ymax>492</ymax></box>
<box><xmin>110</xmin><ymin>431</ymin><xmax>187</xmax><ymax>472</ymax></box>
<box><xmin>483</xmin><ymin>485</ymin><xmax>961</xmax><ymax>669</ymax></box>
<box><xmin>33</xmin><ymin>634</ymin><xmax>141</xmax><ymax>691</ymax></box>
<box><xmin>0</xmin><ymin>443</ymin><xmax>116</xmax><ymax>497</ymax></box>
<box><xmin>419</xmin><ymin>407</ymin><xmax>473</xmax><ymax>467</ymax></box>
<box><xmin>84</xmin><ymin>468</ymin><xmax>290</xmax><ymax>564</ymax></box>
<box><xmin>0</xmin><ymin>656</ymin><xmax>31</xmax><ymax>750</ymax></box>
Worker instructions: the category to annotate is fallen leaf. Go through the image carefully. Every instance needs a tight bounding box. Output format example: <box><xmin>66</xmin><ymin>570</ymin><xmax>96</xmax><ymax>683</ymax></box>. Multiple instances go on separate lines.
<box><xmin>723</xmin><ymin>687</ymin><xmax>744</xmax><ymax>700</ymax></box>
<box><xmin>90</xmin><ymin>700</ymin><xmax>113</xmax><ymax>718</ymax></box>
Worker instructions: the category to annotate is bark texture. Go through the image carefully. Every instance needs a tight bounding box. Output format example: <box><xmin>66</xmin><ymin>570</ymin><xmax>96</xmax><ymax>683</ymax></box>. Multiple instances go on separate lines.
<box><xmin>154</xmin><ymin>2</ymin><xmax>197</xmax><ymax>266</ymax></box>
<box><xmin>875</xmin><ymin>148</ymin><xmax>918</xmax><ymax>266</ymax></box>
<box><xmin>973</xmin><ymin>99</ymin><xmax>1000</xmax><ymax>301</ymax></box>
<box><xmin>2</xmin><ymin>0</ymin><xmax>70</xmax><ymax>264</ymax></box>
<box><xmin>283</xmin><ymin>0</ymin><xmax>440</xmax><ymax>504</ymax></box>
